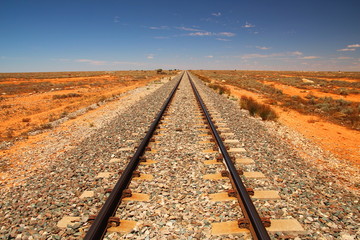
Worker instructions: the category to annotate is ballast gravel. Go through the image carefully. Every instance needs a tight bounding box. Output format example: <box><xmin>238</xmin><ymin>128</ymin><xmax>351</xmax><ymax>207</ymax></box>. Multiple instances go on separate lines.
<box><xmin>0</xmin><ymin>72</ymin><xmax>358</xmax><ymax>240</ymax></box>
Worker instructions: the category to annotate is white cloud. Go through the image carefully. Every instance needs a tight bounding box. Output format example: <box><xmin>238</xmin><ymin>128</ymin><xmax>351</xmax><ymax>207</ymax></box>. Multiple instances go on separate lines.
<box><xmin>242</xmin><ymin>21</ymin><xmax>255</xmax><ymax>28</ymax></box>
<box><xmin>290</xmin><ymin>51</ymin><xmax>303</xmax><ymax>56</ymax></box>
<box><xmin>188</xmin><ymin>31</ymin><xmax>235</xmax><ymax>37</ymax></box>
<box><xmin>146</xmin><ymin>54</ymin><xmax>155</xmax><ymax>59</ymax></box>
<box><xmin>302</xmin><ymin>56</ymin><xmax>320</xmax><ymax>59</ymax></box>
<box><xmin>205</xmin><ymin>55</ymin><xmax>214</xmax><ymax>58</ymax></box>
<box><xmin>337</xmin><ymin>48</ymin><xmax>356</xmax><ymax>51</ymax></box>
<box><xmin>212</xmin><ymin>12</ymin><xmax>221</xmax><ymax>17</ymax></box>
<box><xmin>347</xmin><ymin>44</ymin><xmax>360</xmax><ymax>48</ymax></box>
<box><xmin>75</xmin><ymin>59</ymin><xmax>106</xmax><ymax>65</ymax></box>
<box><xmin>149</xmin><ymin>26</ymin><xmax>169</xmax><ymax>30</ymax></box>
<box><xmin>216</xmin><ymin>38</ymin><xmax>231</xmax><ymax>41</ymax></box>
<box><xmin>188</xmin><ymin>32</ymin><xmax>212</xmax><ymax>36</ymax></box>
<box><xmin>241</xmin><ymin>54</ymin><xmax>269</xmax><ymax>59</ymax></box>
<box><xmin>217</xmin><ymin>32</ymin><xmax>235</xmax><ymax>37</ymax></box>
<box><xmin>256</xmin><ymin>46</ymin><xmax>270</xmax><ymax>50</ymax></box>
<box><xmin>176</xmin><ymin>26</ymin><xmax>202</xmax><ymax>32</ymax></box>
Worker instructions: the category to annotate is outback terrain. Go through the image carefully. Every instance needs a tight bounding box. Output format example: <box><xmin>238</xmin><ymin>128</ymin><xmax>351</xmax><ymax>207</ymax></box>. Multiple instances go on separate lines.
<box><xmin>191</xmin><ymin>70</ymin><xmax>360</xmax><ymax>169</ymax></box>
<box><xmin>0</xmin><ymin>71</ymin><xmax>174</xmax><ymax>144</ymax></box>
<box><xmin>0</xmin><ymin>70</ymin><xmax>358</xmax><ymax>239</ymax></box>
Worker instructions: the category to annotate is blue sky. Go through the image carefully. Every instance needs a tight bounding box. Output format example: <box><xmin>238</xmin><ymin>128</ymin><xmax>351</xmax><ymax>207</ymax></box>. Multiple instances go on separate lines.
<box><xmin>1</xmin><ymin>0</ymin><xmax>360</xmax><ymax>72</ymax></box>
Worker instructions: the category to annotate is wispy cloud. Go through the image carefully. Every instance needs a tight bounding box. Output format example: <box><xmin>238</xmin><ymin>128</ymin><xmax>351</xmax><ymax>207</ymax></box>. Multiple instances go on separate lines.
<box><xmin>256</xmin><ymin>46</ymin><xmax>271</xmax><ymax>50</ymax></box>
<box><xmin>290</xmin><ymin>51</ymin><xmax>303</xmax><ymax>56</ymax></box>
<box><xmin>188</xmin><ymin>31</ymin><xmax>235</xmax><ymax>37</ymax></box>
<box><xmin>242</xmin><ymin>21</ymin><xmax>255</xmax><ymax>28</ymax></box>
<box><xmin>176</xmin><ymin>26</ymin><xmax>203</xmax><ymax>32</ymax></box>
<box><xmin>217</xmin><ymin>32</ymin><xmax>235</xmax><ymax>37</ymax></box>
<box><xmin>337</xmin><ymin>48</ymin><xmax>356</xmax><ymax>52</ymax></box>
<box><xmin>188</xmin><ymin>32</ymin><xmax>212</xmax><ymax>36</ymax></box>
<box><xmin>146</xmin><ymin>54</ymin><xmax>155</xmax><ymax>59</ymax></box>
<box><xmin>149</xmin><ymin>26</ymin><xmax>169</xmax><ymax>30</ymax></box>
<box><xmin>211</xmin><ymin>12</ymin><xmax>221</xmax><ymax>17</ymax></box>
<box><xmin>241</xmin><ymin>54</ymin><xmax>269</xmax><ymax>59</ymax></box>
<box><xmin>216</xmin><ymin>38</ymin><xmax>231</xmax><ymax>41</ymax></box>
<box><xmin>205</xmin><ymin>55</ymin><xmax>214</xmax><ymax>58</ymax></box>
<box><xmin>75</xmin><ymin>59</ymin><xmax>106</xmax><ymax>65</ymax></box>
<box><xmin>347</xmin><ymin>44</ymin><xmax>360</xmax><ymax>48</ymax></box>
<box><xmin>302</xmin><ymin>56</ymin><xmax>320</xmax><ymax>59</ymax></box>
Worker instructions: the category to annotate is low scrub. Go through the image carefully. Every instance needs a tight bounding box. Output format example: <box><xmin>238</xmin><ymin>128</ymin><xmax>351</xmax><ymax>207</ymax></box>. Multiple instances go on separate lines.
<box><xmin>208</xmin><ymin>83</ymin><xmax>231</xmax><ymax>95</ymax></box>
<box><xmin>52</xmin><ymin>93</ymin><xmax>82</xmax><ymax>99</ymax></box>
<box><xmin>240</xmin><ymin>96</ymin><xmax>278</xmax><ymax>121</ymax></box>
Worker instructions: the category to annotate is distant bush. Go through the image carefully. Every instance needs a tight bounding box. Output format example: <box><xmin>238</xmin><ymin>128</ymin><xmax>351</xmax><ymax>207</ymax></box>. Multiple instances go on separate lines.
<box><xmin>191</xmin><ymin>70</ymin><xmax>360</xmax><ymax>130</ymax></box>
<box><xmin>208</xmin><ymin>83</ymin><xmax>231</xmax><ymax>95</ymax></box>
<box><xmin>22</xmin><ymin>118</ymin><xmax>31</xmax><ymax>122</ymax></box>
<box><xmin>52</xmin><ymin>93</ymin><xmax>81</xmax><ymax>99</ymax></box>
<box><xmin>240</xmin><ymin>96</ymin><xmax>278</xmax><ymax>121</ymax></box>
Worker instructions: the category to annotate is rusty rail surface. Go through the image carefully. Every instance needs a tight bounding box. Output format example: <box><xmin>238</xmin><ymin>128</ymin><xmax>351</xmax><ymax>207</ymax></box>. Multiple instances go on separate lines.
<box><xmin>84</xmin><ymin>72</ymin><xmax>184</xmax><ymax>240</ymax></box>
<box><xmin>188</xmin><ymin>72</ymin><xmax>271</xmax><ymax>240</ymax></box>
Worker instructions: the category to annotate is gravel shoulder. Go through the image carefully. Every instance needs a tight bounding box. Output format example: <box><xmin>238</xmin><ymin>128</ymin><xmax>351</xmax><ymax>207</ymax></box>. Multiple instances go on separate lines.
<box><xmin>191</xmin><ymin>73</ymin><xmax>359</xmax><ymax>240</ymax></box>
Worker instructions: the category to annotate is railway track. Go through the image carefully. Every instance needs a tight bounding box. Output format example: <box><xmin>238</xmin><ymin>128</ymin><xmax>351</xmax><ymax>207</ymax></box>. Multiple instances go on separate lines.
<box><xmin>63</xmin><ymin>71</ymin><xmax>304</xmax><ymax>239</ymax></box>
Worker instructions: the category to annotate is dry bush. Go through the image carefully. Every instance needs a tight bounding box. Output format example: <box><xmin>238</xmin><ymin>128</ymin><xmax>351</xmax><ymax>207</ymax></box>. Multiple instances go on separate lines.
<box><xmin>208</xmin><ymin>83</ymin><xmax>230</xmax><ymax>95</ymax></box>
<box><xmin>52</xmin><ymin>93</ymin><xmax>82</xmax><ymax>99</ymax></box>
<box><xmin>240</xmin><ymin>96</ymin><xmax>277</xmax><ymax>121</ymax></box>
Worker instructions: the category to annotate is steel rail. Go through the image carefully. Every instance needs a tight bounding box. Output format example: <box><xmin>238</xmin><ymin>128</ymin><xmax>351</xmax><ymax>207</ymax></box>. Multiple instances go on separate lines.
<box><xmin>187</xmin><ymin>72</ymin><xmax>271</xmax><ymax>240</ymax></box>
<box><xmin>84</xmin><ymin>72</ymin><xmax>184</xmax><ymax>240</ymax></box>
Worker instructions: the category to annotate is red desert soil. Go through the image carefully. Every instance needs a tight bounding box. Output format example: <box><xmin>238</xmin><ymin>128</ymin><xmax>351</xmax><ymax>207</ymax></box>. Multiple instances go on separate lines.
<box><xmin>0</xmin><ymin>73</ymin><xmax>170</xmax><ymax>185</ymax></box>
<box><xmin>281</xmin><ymin>75</ymin><xmax>359</xmax><ymax>83</ymax></box>
<box><xmin>262</xmin><ymin>81</ymin><xmax>360</xmax><ymax>102</ymax></box>
<box><xmin>221</xmin><ymin>82</ymin><xmax>360</xmax><ymax>167</ymax></box>
<box><xmin>0</xmin><ymin>74</ymin><xmax>160</xmax><ymax>141</ymax></box>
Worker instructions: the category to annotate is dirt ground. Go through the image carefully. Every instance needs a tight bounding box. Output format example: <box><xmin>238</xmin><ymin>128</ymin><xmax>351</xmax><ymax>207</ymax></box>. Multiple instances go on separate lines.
<box><xmin>0</xmin><ymin>73</ymin><xmax>166</xmax><ymax>142</ymax></box>
<box><xmin>224</xmin><ymin>83</ymin><xmax>360</xmax><ymax>167</ymax></box>
<box><xmin>262</xmin><ymin>81</ymin><xmax>360</xmax><ymax>102</ymax></box>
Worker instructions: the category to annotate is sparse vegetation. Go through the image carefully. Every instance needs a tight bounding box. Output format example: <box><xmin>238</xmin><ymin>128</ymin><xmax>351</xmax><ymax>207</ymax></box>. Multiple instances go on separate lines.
<box><xmin>0</xmin><ymin>70</ymin><xmax>176</xmax><ymax>142</ymax></box>
<box><xmin>52</xmin><ymin>93</ymin><xmax>81</xmax><ymax>99</ymax></box>
<box><xmin>22</xmin><ymin>118</ymin><xmax>31</xmax><ymax>122</ymax></box>
<box><xmin>192</xmin><ymin>70</ymin><xmax>360</xmax><ymax>130</ymax></box>
<box><xmin>208</xmin><ymin>83</ymin><xmax>231</xmax><ymax>95</ymax></box>
<box><xmin>240</xmin><ymin>96</ymin><xmax>278</xmax><ymax>121</ymax></box>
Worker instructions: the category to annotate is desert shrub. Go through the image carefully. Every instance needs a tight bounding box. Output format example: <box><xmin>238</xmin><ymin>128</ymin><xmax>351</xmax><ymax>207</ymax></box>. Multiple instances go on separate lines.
<box><xmin>208</xmin><ymin>83</ymin><xmax>230</xmax><ymax>95</ymax></box>
<box><xmin>22</xmin><ymin>118</ymin><xmax>31</xmax><ymax>122</ymax></box>
<box><xmin>337</xmin><ymin>88</ymin><xmax>349</xmax><ymax>96</ymax></box>
<box><xmin>218</xmin><ymin>85</ymin><xmax>231</xmax><ymax>95</ymax></box>
<box><xmin>240</xmin><ymin>96</ymin><xmax>277</xmax><ymax>120</ymax></box>
<box><xmin>60</xmin><ymin>111</ymin><xmax>68</xmax><ymax>118</ymax></box>
<box><xmin>39</xmin><ymin>123</ymin><xmax>53</xmax><ymax>130</ymax></box>
<box><xmin>52</xmin><ymin>93</ymin><xmax>81</xmax><ymax>99</ymax></box>
<box><xmin>1</xmin><ymin>104</ymin><xmax>12</xmax><ymax>109</ymax></box>
<box><xmin>258</xmin><ymin>104</ymin><xmax>278</xmax><ymax>120</ymax></box>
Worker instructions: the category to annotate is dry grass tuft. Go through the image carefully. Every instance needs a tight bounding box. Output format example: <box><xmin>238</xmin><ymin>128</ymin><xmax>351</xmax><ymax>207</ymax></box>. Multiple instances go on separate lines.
<box><xmin>240</xmin><ymin>96</ymin><xmax>278</xmax><ymax>121</ymax></box>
